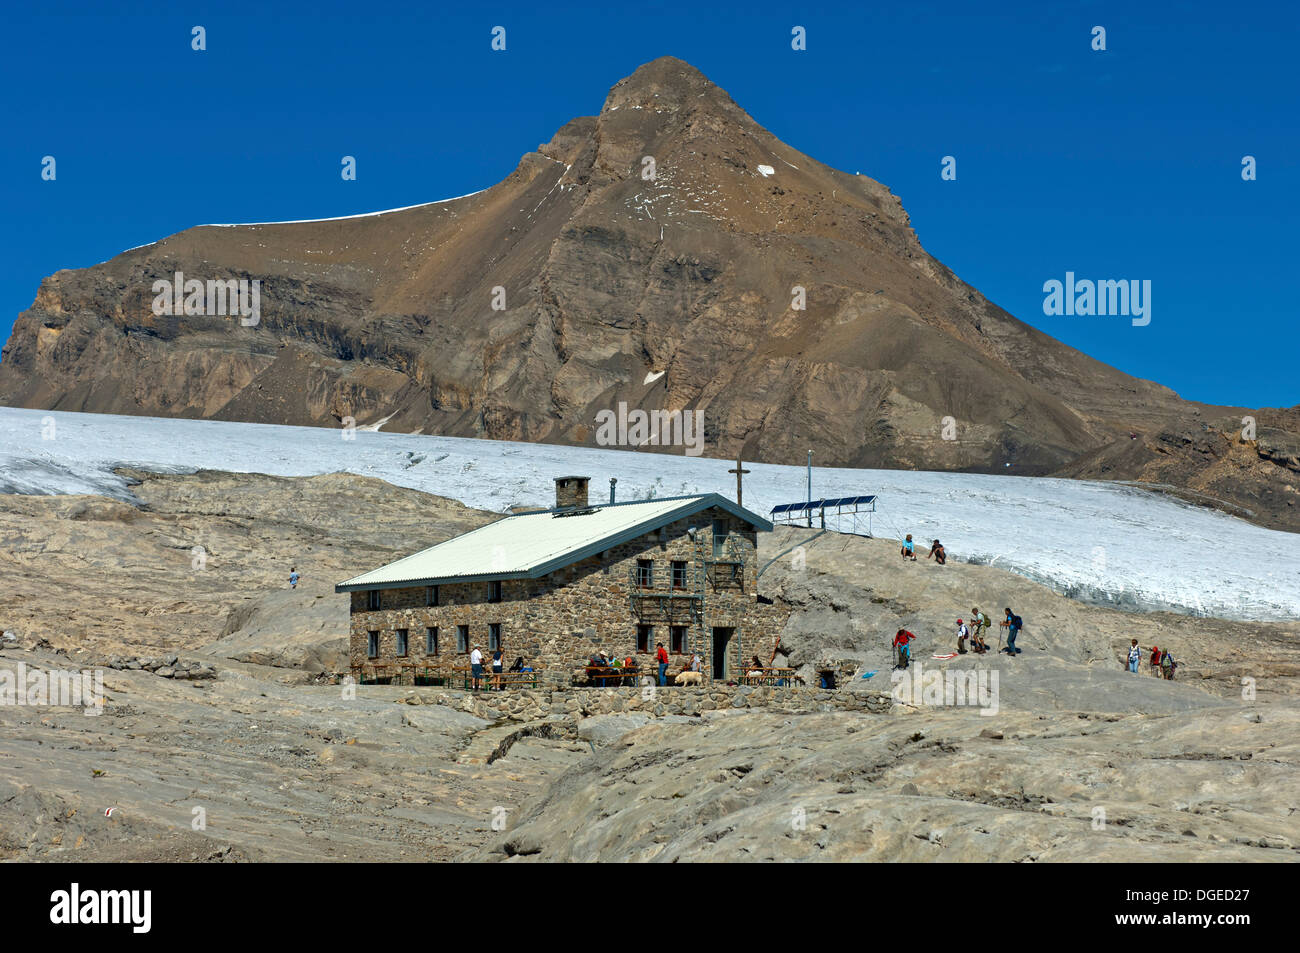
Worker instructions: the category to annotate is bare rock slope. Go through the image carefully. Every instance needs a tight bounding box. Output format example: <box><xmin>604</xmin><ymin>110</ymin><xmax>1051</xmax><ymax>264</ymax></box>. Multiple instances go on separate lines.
<box><xmin>2</xmin><ymin>57</ymin><xmax>1296</xmax><ymax>530</ymax></box>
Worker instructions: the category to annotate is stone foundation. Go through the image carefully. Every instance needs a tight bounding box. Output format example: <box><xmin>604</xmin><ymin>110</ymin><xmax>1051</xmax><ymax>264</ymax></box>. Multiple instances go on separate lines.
<box><xmin>396</xmin><ymin>684</ymin><xmax>892</xmax><ymax>721</ymax></box>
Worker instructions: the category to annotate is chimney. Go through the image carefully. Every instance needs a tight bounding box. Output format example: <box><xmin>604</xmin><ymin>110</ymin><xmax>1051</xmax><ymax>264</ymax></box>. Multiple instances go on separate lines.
<box><xmin>554</xmin><ymin>476</ymin><xmax>590</xmax><ymax>511</ymax></box>
<box><xmin>609</xmin><ymin>478</ymin><xmax>617</xmax><ymax>504</ymax></box>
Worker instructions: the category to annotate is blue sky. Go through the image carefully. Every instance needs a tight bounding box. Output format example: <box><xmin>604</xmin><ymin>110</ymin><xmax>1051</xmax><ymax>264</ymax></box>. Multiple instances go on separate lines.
<box><xmin>2</xmin><ymin>0</ymin><xmax>1296</xmax><ymax>408</ymax></box>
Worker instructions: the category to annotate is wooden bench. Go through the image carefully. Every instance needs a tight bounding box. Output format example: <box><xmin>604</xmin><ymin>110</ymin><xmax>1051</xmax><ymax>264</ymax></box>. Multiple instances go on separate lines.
<box><xmin>354</xmin><ymin>661</ymin><xmax>398</xmax><ymax>685</ymax></box>
<box><xmin>450</xmin><ymin>666</ymin><xmax>541</xmax><ymax>690</ymax></box>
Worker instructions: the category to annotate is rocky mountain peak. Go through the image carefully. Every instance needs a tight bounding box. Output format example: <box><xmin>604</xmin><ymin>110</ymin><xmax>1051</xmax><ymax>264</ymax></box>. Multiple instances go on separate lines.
<box><xmin>2</xmin><ymin>57</ymin><xmax>1296</xmax><ymax>534</ymax></box>
<box><xmin>601</xmin><ymin>56</ymin><xmax>720</xmax><ymax>112</ymax></box>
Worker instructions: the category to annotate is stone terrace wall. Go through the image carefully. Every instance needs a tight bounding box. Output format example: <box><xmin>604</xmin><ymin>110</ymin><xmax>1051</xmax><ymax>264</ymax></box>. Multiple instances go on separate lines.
<box><xmin>398</xmin><ymin>684</ymin><xmax>892</xmax><ymax>722</ymax></box>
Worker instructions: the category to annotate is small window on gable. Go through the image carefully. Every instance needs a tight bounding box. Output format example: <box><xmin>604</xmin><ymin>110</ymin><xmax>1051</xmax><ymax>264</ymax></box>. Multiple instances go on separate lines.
<box><xmin>488</xmin><ymin>580</ymin><xmax>502</xmax><ymax>603</ymax></box>
<box><xmin>427</xmin><ymin>585</ymin><xmax>439</xmax><ymax>607</ymax></box>
<box><xmin>366</xmin><ymin>590</ymin><xmax>381</xmax><ymax>611</ymax></box>
<box><xmin>636</xmin><ymin>559</ymin><xmax>653</xmax><ymax>587</ymax></box>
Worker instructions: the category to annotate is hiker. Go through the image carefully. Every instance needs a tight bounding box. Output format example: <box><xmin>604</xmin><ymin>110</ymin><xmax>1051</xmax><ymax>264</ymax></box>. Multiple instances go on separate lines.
<box><xmin>508</xmin><ymin>655</ymin><xmax>525</xmax><ymax>673</ymax></box>
<box><xmin>1149</xmin><ymin>645</ymin><xmax>1162</xmax><ymax>676</ymax></box>
<box><xmin>1127</xmin><ymin>639</ymin><xmax>1141</xmax><ymax>674</ymax></box>
<box><xmin>656</xmin><ymin>642</ymin><xmax>669</xmax><ymax>686</ymax></box>
<box><xmin>1160</xmin><ymin>649</ymin><xmax>1177</xmax><ymax>680</ymax></box>
<box><xmin>927</xmin><ymin>540</ymin><xmax>947</xmax><ymax>564</ymax></box>
<box><xmin>971</xmin><ymin>608</ymin><xmax>990</xmax><ymax>652</ymax></box>
<box><xmin>1000</xmin><ymin>608</ymin><xmax>1023</xmax><ymax>655</ymax></box>
<box><xmin>491</xmin><ymin>645</ymin><xmax>505</xmax><ymax>690</ymax></box>
<box><xmin>956</xmin><ymin>618</ymin><xmax>970</xmax><ymax>654</ymax></box>
<box><xmin>469</xmin><ymin>644</ymin><xmax>484</xmax><ymax>690</ymax></box>
<box><xmin>901</xmin><ymin>534</ymin><xmax>917</xmax><ymax>561</ymax></box>
<box><xmin>288</xmin><ymin>566</ymin><xmax>299</xmax><ymax>589</ymax></box>
<box><xmin>892</xmin><ymin>629</ymin><xmax>916</xmax><ymax>670</ymax></box>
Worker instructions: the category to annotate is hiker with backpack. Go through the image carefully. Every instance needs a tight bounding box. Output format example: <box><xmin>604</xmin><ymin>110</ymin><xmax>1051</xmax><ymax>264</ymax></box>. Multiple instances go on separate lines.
<box><xmin>1149</xmin><ymin>645</ymin><xmax>1162</xmax><ymax>676</ymax></box>
<box><xmin>1160</xmin><ymin>649</ymin><xmax>1177</xmax><ymax>680</ymax></box>
<box><xmin>1000</xmin><ymin>608</ymin><xmax>1023</xmax><ymax>655</ymax></box>
<box><xmin>956</xmin><ymin>618</ymin><xmax>971</xmax><ymax>654</ymax></box>
<box><xmin>970</xmin><ymin>608</ymin><xmax>990</xmax><ymax>653</ymax></box>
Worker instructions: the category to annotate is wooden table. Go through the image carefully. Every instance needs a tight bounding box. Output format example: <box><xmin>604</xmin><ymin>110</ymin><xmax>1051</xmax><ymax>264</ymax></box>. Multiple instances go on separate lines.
<box><xmin>584</xmin><ymin>665</ymin><xmax>642</xmax><ymax>687</ymax></box>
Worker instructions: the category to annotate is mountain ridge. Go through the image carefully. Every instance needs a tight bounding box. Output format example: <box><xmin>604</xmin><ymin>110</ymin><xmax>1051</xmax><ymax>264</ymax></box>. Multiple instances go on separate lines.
<box><xmin>2</xmin><ymin>56</ymin><xmax>1297</xmax><ymax>530</ymax></box>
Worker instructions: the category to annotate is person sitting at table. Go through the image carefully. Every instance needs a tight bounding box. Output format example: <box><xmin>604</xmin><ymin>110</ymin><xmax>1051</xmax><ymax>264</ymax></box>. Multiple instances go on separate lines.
<box><xmin>508</xmin><ymin>655</ymin><xmax>525</xmax><ymax>673</ymax></box>
<box><xmin>747</xmin><ymin>655</ymin><xmax>765</xmax><ymax>679</ymax></box>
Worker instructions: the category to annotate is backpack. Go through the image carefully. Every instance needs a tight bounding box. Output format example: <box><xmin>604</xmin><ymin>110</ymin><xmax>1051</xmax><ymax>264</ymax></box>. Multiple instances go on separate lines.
<box><xmin>1011</xmin><ymin>614</ymin><xmax>1023</xmax><ymax>629</ymax></box>
<box><xmin>1162</xmin><ymin>651</ymin><xmax>1174</xmax><ymax>669</ymax></box>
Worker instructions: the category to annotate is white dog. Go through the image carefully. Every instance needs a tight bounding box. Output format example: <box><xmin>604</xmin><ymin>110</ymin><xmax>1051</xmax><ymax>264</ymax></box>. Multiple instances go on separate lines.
<box><xmin>674</xmin><ymin>670</ymin><xmax>703</xmax><ymax>687</ymax></box>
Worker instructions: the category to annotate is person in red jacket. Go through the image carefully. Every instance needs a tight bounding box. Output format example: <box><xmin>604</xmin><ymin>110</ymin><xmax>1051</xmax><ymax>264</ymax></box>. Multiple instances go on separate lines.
<box><xmin>892</xmin><ymin>630</ymin><xmax>916</xmax><ymax>670</ymax></box>
<box><xmin>656</xmin><ymin>642</ymin><xmax>669</xmax><ymax>686</ymax></box>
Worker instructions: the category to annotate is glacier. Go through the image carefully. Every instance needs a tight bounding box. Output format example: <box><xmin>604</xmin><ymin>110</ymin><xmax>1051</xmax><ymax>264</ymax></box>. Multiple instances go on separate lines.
<box><xmin>1</xmin><ymin>406</ymin><xmax>1297</xmax><ymax>622</ymax></box>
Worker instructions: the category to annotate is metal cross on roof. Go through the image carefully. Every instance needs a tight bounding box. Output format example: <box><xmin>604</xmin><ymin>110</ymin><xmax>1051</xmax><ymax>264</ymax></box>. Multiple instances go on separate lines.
<box><xmin>728</xmin><ymin>456</ymin><xmax>751</xmax><ymax>506</ymax></box>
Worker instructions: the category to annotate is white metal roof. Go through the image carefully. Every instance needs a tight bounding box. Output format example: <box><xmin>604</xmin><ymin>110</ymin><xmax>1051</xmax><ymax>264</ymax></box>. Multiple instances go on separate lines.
<box><xmin>336</xmin><ymin>493</ymin><xmax>771</xmax><ymax>591</ymax></box>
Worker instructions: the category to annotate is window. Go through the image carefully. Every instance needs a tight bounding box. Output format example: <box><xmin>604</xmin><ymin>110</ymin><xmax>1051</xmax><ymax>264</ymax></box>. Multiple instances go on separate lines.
<box><xmin>636</xmin><ymin>559</ymin><xmax>653</xmax><ymax>587</ymax></box>
<box><xmin>457</xmin><ymin>625</ymin><xmax>470</xmax><ymax>653</ymax></box>
<box><xmin>395</xmin><ymin>629</ymin><xmax>408</xmax><ymax>657</ymax></box>
<box><xmin>489</xmin><ymin>623</ymin><xmax>501</xmax><ymax>651</ymax></box>
<box><xmin>488</xmin><ymin>580</ymin><xmax>502</xmax><ymax>603</ymax></box>
<box><xmin>366</xmin><ymin>590</ymin><xmax>381</xmax><ymax>611</ymax></box>
<box><xmin>670</xmin><ymin>625</ymin><xmax>687</xmax><ymax>655</ymax></box>
<box><xmin>712</xmin><ymin>518</ymin><xmax>728</xmax><ymax>557</ymax></box>
<box><xmin>426</xmin><ymin>585</ymin><xmax>439</xmax><ymax>607</ymax></box>
<box><xmin>366</xmin><ymin>631</ymin><xmax>379</xmax><ymax>658</ymax></box>
<box><xmin>636</xmin><ymin>624</ymin><xmax>652</xmax><ymax>654</ymax></box>
<box><xmin>425</xmin><ymin>627</ymin><xmax>438</xmax><ymax>655</ymax></box>
<box><xmin>671</xmin><ymin>560</ymin><xmax>688</xmax><ymax>589</ymax></box>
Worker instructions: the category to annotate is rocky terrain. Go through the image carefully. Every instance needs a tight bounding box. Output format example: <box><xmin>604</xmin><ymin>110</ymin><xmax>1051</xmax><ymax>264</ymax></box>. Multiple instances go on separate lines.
<box><xmin>1</xmin><ymin>468</ymin><xmax>1297</xmax><ymax>862</ymax></box>
<box><xmin>2</xmin><ymin>56</ymin><xmax>1296</xmax><ymax>531</ymax></box>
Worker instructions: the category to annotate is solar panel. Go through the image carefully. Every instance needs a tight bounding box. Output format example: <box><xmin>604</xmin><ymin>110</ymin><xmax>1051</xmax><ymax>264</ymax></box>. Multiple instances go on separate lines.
<box><xmin>771</xmin><ymin>494</ymin><xmax>876</xmax><ymax>516</ymax></box>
